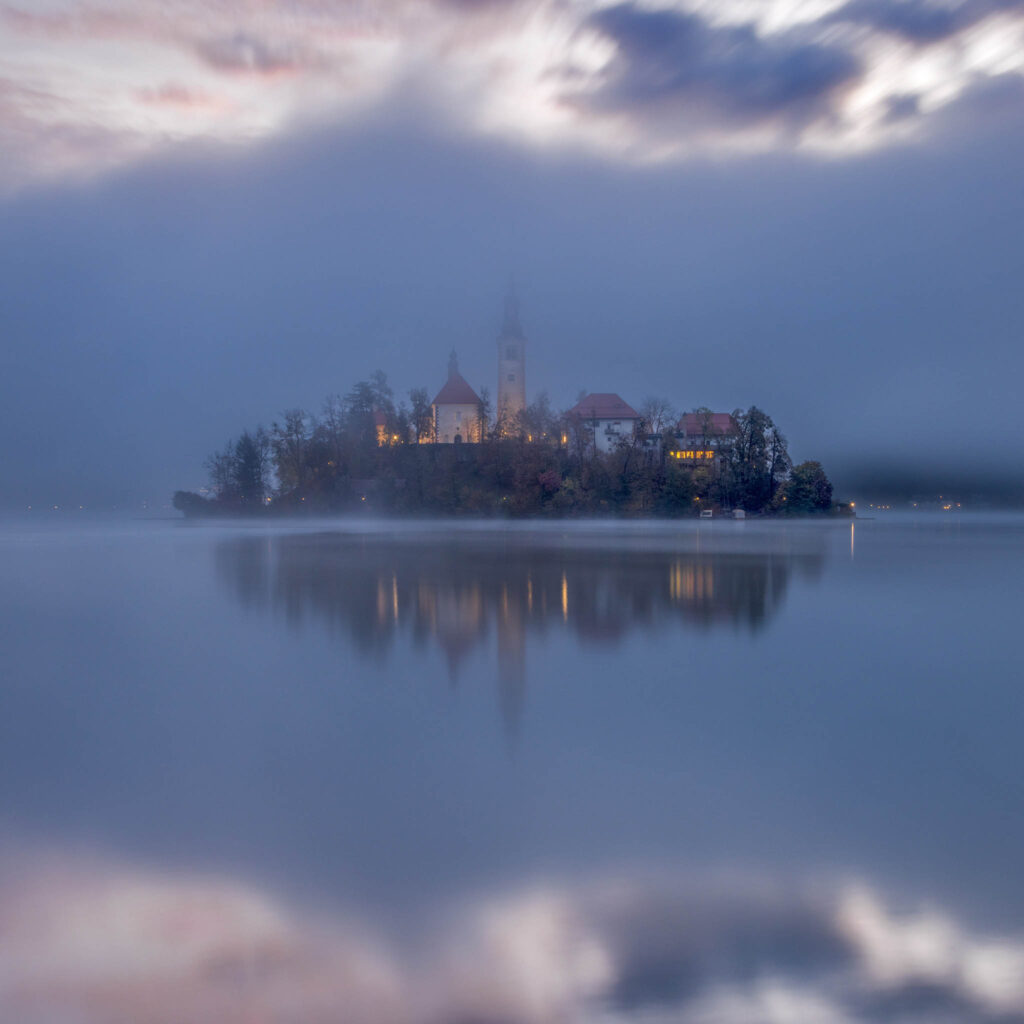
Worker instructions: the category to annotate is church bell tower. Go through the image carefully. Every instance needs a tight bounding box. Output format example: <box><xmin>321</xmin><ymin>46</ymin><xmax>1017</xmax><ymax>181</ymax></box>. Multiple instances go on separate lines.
<box><xmin>497</xmin><ymin>288</ymin><xmax>526</xmax><ymax>426</ymax></box>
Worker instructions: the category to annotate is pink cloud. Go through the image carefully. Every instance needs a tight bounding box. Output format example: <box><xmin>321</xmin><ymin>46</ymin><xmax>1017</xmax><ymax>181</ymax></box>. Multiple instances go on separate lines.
<box><xmin>137</xmin><ymin>83</ymin><xmax>230</xmax><ymax>112</ymax></box>
<box><xmin>2</xmin><ymin>845</ymin><xmax>1024</xmax><ymax>1024</ymax></box>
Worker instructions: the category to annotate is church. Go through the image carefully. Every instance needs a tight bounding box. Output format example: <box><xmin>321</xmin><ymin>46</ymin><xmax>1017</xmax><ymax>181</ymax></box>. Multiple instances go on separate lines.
<box><xmin>431</xmin><ymin>292</ymin><xmax>526</xmax><ymax>443</ymax></box>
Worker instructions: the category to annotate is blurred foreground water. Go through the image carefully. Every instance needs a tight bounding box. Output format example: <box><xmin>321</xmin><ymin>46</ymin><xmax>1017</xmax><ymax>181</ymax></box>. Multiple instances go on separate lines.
<box><xmin>1</xmin><ymin>514</ymin><xmax>1023</xmax><ymax>1023</ymax></box>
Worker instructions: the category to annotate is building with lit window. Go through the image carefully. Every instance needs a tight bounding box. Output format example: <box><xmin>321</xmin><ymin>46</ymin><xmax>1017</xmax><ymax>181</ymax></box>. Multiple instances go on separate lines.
<box><xmin>667</xmin><ymin>412</ymin><xmax>739</xmax><ymax>464</ymax></box>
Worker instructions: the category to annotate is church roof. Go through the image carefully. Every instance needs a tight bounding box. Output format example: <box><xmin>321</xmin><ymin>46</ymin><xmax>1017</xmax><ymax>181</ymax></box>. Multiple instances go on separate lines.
<box><xmin>433</xmin><ymin>371</ymin><xmax>481</xmax><ymax>407</ymax></box>
<box><xmin>567</xmin><ymin>393</ymin><xmax>640</xmax><ymax>420</ymax></box>
<box><xmin>678</xmin><ymin>412</ymin><xmax>739</xmax><ymax>436</ymax></box>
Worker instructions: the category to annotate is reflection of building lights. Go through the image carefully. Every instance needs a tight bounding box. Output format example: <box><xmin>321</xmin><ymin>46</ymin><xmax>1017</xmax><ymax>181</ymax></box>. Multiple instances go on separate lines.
<box><xmin>392</xmin><ymin>575</ymin><xmax>399</xmax><ymax>620</ymax></box>
<box><xmin>672</xmin><ymin>565</ymin><xmax>713</xmax><ymax>601</ymax></box>
<box><xmin>561</xmin><ymin>573</ymin><xmax>568</xmax><ymax>621</ymax></box>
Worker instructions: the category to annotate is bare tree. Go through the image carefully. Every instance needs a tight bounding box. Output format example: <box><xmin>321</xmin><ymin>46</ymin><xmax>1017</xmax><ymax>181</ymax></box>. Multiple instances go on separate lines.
<box><xmin>639</xmin><ymin>396</ymin><xmax>677</xmax><ymax>435</ymax></box>
<box><xmin>409</xmin><ymin>387</ymin><xmax>433</xmax><ymax>443</ymax></box>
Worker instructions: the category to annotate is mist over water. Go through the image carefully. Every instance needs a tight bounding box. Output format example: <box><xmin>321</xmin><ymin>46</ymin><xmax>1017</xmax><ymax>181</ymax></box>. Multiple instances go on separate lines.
<box><xmin>2</xmin><ymin>514</ymin><xmax>1024</xmax><ymax>1023</ymax></box>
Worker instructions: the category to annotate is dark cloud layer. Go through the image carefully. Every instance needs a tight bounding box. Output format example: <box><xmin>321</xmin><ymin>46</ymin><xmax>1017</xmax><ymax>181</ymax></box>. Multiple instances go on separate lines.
<box><xmin>597</xmin><ymin>884</ymin><xmax>849</xmax><ymax>1010</ymax></box>
<box><xmin>831</xmin><ymin>0</ymin><xmax>1024</xmax><ymax>42</ymax></box>
<box><xmin>581</xmin><ymin>3</ymin><xmax>861</xmax><ymax>127</ymax></box>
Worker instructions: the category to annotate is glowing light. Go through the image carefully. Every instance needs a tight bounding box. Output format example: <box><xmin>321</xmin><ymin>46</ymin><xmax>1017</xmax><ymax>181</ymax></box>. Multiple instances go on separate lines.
<box><xmin>561</xmin><ymin>573</ymin><xmax>568</xmax><ymax>621</ymax></box>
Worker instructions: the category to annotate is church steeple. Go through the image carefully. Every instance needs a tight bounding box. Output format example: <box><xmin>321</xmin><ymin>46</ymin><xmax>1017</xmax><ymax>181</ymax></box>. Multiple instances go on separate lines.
<box><xmin>496</xmin><ymin>284</ymin><xmax>526</xmax><ymax>425</ymax></box>
<box><xmin>501</xmin><ymin>286</ymin><xmax>524</xmax><ymax>340</ymax></box>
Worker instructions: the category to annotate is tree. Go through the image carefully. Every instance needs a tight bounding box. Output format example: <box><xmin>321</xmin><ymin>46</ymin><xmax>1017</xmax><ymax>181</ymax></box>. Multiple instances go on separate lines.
<box><xmin>639</xmin><ymin>396</ymin><xmax>677</xmax><ymax>436</ymax></box>
<box><xmin>233</xmin><ymin>428</ymin><xmax>270</xmax><ymax>506</ymax></box>
<box><xmin>409</xmin><ymin>387</ymin><xmax>433</xmax><ymax>444</ymax></box>
<box><xmin>776</xmin><ymin>461</ymin><xmax>833</xmax><ymax>513</ymax></box>
<box><xmin>766</xmin><ymin>422</ymin><xmax>791</xmax><ymax>503</ymax></box>
<box><xmin>205</xmin><ymin>443</ymin><xmax>237</xmax><ymax>501</ymax></box>
<box><xmin>512</xmin><ymin>391</ymin><xmax>554</xmax><ymax>442</ymax></box>
<box><xmin>321</xmin><ymin>394</ymin><xmax>347</xmax><ymax>465</ymax></box>
<box><xmin>272</xmin><ymin>409</ymin><xmax>311</xmax><ymax>494</ymax></box>
<box><xmin>727</xmin><ymin>406</ymin><xmax>790</xmax><ymax>512</ymax></box>
<box><xmin>477</xmin><ymin>385</ymin><xmax>493</xmax><ymax>442</ymax></box>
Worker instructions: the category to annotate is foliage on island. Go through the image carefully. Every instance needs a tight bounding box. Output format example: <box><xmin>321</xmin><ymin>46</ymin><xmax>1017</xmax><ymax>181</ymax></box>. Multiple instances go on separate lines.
<box><xmin>174</xmin><ymin>373</ymin><xmax>837</xmax><ymax>518</ymax></box>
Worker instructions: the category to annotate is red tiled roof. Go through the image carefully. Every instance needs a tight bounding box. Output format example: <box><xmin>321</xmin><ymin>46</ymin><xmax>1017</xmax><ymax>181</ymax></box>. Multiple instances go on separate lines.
<box><xmin>678</xmin><ymin>412</ymin><xmax>739</xmax><ymax>436</ymax></box>
<box><xmin>566</xmin><ymin>393</ymin><xmax>640</xmax><ymax>420</ymax></box>
<box><xmin>433</xmin><ymin>371</ymin><xmax>481</xmax><ymax>407</ymax></box>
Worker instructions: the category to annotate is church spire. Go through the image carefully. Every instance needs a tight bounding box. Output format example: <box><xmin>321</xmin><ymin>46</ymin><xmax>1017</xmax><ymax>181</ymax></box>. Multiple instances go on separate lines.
<box><xmin>500</xmin><ymin>282</ymin><xmax>524</xmax><ymax>340</ymax></box>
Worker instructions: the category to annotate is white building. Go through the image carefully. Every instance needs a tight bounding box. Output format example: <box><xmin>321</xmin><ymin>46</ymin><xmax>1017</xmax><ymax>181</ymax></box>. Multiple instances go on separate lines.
<box><xmin>566</xmin><ymin>393</ymin><xmax>641</xmax><ymax>453</ymax></box>
<box><xmin>432</xmin><ymin>352</ymin><xmax>482</xmax><ymax>443</ymax></box>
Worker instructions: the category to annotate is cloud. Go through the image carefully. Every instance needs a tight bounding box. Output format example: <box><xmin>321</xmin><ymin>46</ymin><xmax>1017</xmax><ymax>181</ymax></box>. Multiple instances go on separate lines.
<box><xmin>2</xmin><ymin>0</ymin><xmax>1024</xmax><ymax>186</ymax></box>
<box><xmin>3</xmin><ymin>848</ymin><xmax>1024</xmax><ymax>1024</ymax></box>
<box><xmin>576</xmin><ymin>3</ymin><xmax>862</xmax><ymax>131</ymax></box>
<box><xmin>137</xmin><ymin>83</ymin><xmax>228</xmax><ymax>111</ymax></box>
<box><xmin>830</xmin><ymin>0</ymin><xmax>1024</xmax><ymax>43</ymax></box>
<box><xmin>193</xmin><ymin>31</ymin><xmax>319</xmax><ymax>76</ymax></box>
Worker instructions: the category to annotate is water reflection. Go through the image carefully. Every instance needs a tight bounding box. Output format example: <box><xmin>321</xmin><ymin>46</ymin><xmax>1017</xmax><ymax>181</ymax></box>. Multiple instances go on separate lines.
<box><xmin>4</xmin><ymin>845</ymin><xmax>1022</xmax><ymax>1024</ymax></box>
<box><xmin>4</xmin><ymin>518</ymin><xmax>1024</xmax><ymax>1022</ymax></box>
<box><xmin>214</xmin><ymin>530</ymin><xmax>825</xmax><ymax>734</ymax></box>
<box><xmin>215</xmin><ymin>530</ymin><xmax>826</xmax><ymax>660</ymax></box>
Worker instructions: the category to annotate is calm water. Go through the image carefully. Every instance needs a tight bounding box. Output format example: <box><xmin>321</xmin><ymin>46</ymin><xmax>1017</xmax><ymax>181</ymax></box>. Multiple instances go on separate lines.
<box><xmin>1</xmin><ymin>514</ymin><xmax>1023</xmax><ymax>1023</ymax></box>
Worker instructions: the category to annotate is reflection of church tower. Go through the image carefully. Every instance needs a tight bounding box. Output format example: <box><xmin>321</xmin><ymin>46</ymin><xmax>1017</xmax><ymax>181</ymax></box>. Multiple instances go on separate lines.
<box><xmin>497</xmin><ymin>585</ymin><xmax>527</xmax><ymax>742</ymax></box>
<box><xmin>497</xmin><ymin>288</ymin><xmax>526</xmax><ymax>426</ymax></box>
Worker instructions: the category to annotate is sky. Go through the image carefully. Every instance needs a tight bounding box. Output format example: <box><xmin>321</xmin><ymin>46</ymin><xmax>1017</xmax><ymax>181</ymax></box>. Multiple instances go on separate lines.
<box><xmin>2</xmin><ymin>0</ymin><xmax>1023</xmax><ymax>506</ymax></box>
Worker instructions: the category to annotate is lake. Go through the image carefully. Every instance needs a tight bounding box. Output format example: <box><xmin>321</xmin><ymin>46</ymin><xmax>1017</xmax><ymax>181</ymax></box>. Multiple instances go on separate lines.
<box><xmin>1</xmin><ymin>513</ymin><xmax>1023</xmax><ymax>1023</ymax></box>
